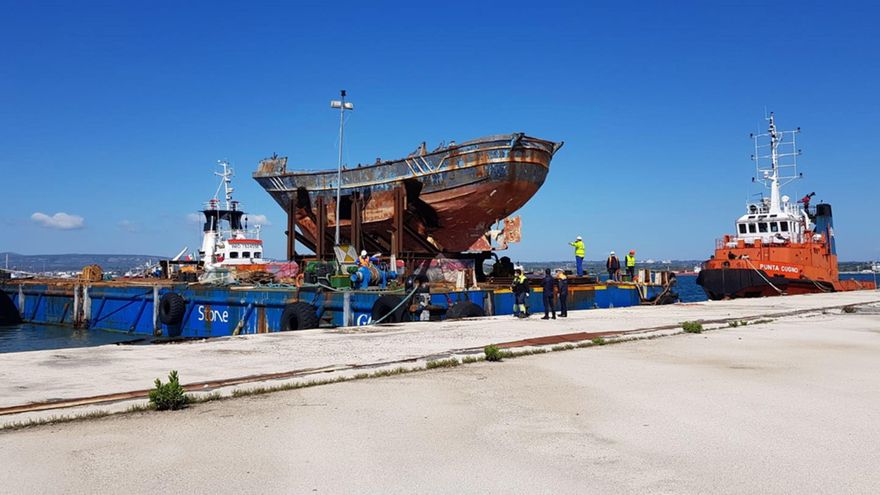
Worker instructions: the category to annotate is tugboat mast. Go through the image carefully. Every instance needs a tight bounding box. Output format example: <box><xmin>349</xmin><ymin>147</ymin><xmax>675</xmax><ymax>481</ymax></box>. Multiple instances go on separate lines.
<box><xmin>751</xmin><ymin>112</ymin><xmax>801</xmax><ymax>214</ymax></box>
<box><xmin>214</xmin><ymin>160</ymin><xmax>235</xmax><ymax>210</ymax></box>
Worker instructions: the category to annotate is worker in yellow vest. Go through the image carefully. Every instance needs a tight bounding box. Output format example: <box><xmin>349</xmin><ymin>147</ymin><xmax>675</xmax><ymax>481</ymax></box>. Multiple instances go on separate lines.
<box><xmin>625</xmin><ymin>250</ymin><xmax>636</xmax><ymax>281</ymax></box>
<box><xmin>569</xmin><ymin>235</ymin><xmax>585</xmax><ymax>276</ymax></box>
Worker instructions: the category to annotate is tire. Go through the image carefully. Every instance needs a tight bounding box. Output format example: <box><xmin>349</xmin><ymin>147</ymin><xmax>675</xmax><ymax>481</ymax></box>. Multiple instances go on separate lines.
<box><xmin>371</xmin><ymin>295</ymin><xmax>408</xmax><ymax>324</ymax></box>
<box><xmin>0</xmin><ymin>290</ymin><xmax>22</xmax><ymax>326</ymax></box>
<box><xmin>279</xmin><ymin>301</ymin><xmax>319</xmax><ymax>331</ymax></box>
<box><xmin>445</xmin><ymin>301</ymin><xmax>485</xmax><ymax>319</ymax></box>
<box><xmin>158</xmin><ymin>293</ymin><xmax>186</xmax><ymax>325</ymax></box>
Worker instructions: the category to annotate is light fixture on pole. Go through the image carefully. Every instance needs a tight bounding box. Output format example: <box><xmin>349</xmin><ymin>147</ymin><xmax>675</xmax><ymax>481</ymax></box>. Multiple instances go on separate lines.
<box><xmin>330</xmin><ymin>90</ymin><xmax>354</xmax><ymax>247</ymax></box>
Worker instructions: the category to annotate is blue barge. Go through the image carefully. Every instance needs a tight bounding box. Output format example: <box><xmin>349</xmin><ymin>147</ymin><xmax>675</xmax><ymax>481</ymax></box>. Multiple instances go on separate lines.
<box><xmin>0</xmin><ymin>279</ymin><xmax>673</xmax><ymax>338</ymax></box>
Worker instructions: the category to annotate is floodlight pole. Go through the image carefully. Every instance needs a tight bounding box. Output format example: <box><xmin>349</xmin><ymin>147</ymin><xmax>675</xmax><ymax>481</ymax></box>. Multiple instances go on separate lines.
<box><xmin>332</xmin><ymin>90</ymin><xmax>353</xmax><ymax>247</ymax></box>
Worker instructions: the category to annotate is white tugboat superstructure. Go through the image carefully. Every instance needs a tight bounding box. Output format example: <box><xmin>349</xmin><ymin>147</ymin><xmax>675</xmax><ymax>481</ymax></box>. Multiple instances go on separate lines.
<box><xmin>199</xmin><ymin>162</ymin><xmax>267</xmax><ymax>270</ymax></box>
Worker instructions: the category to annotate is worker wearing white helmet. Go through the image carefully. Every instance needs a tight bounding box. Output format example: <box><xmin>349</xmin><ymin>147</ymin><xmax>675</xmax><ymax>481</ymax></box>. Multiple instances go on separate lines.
<box><xmin>357</xmin><ymin>250</ymin><xmax>370</xmax><ymax>267</ymax></box>
<box><xmin>606</xmin><ymin>251</ymin><xmax>621</xmax><ymax>281</ymax></box>
<box><xmin>569</xmin><ymin>235</ymin><xmax>586</xmax><ymax>276</ymax></box>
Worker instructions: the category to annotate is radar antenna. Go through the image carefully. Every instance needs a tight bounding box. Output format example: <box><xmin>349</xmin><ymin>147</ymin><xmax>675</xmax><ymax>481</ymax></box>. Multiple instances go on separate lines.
<box><xmin>750</xmin><ymin>112</ymin><xmax>801</xmax><ymax>213</ymax></box>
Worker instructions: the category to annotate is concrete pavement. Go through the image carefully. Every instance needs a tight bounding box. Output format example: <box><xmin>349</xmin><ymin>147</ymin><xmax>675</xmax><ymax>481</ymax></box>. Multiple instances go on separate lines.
<box><xmin>1</xmin><ymin>290</ymin><xmax>878</xmax><ymax>425</ymax></box>
<box><xmin>2</xmin><ymin>302</ymin><xmax>879</xmax><ymax>493</ymax></box>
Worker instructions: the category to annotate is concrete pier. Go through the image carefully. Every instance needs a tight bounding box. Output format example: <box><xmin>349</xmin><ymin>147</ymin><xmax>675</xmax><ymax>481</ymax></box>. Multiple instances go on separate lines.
<box><xmin>1</xmin><ymin>290</ymin><xmax>879</xmax><ymax>494</ymax></box>
<box><xmin>1</xmin><ymin>290</ymin><xmax>877</xmax><ymax>424</ymax></box>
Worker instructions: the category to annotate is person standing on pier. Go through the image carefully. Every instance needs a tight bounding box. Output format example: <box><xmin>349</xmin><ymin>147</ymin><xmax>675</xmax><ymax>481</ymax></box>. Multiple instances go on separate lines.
<box><xmin>512</xmin><ymin>267</ymin><xmax>530</xmax><ymax>318</ymax></box>
<box><xmin>569</xmin><ymin>236</ymin><xmax>585</xmax><ymax>276</ymax></box>
<box><xmin>555</xmin><ymin>269</ymin><xmax>568</xmax><ymax>317</ymax></box>
<box><xmin>541</xmin><ymin>268</ymin><xmax>557</xmax><ymax>320</ymax></box>
<box><xmin>606</xmin><ymin>251</ymin><xmax>621</xmax><ymax>281</ymax></box>
<box><xmin>625</xmin><ymin>250</ymin><xmax>637</xmax><ymax>281</ymax></box>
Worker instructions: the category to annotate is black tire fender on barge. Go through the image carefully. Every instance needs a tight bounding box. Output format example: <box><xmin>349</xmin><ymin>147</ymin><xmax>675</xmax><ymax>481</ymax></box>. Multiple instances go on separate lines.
<box><xmin>445</xmin><ymin>301</ymin><xmax>485</xmax><ymax>319</ymax></box>
<box><xmin>279</xmin><ymin>301</ymin><xmax>319</xmax><ymax>331</ymax></box>
<box><xmin>371</xmin><ymin>295</ymin><xmax>408</xmax><ymax>324</ymax></box>
<box><xmin>0</xmin><ymin>290</ymin><xmax>22</xmax><ymax>326</ymax></box>
<box><xmin>158</xmin><ymin>293</ymin><xmax>186</xmax><ymax>325</ymax></box>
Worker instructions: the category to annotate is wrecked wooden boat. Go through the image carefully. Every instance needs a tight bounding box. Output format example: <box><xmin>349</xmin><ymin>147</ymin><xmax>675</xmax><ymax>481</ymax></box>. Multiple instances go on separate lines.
<box><xmin>253</xmin><ymin>133</ymin><xmax>563</xmax><ymax>257</ymax></box>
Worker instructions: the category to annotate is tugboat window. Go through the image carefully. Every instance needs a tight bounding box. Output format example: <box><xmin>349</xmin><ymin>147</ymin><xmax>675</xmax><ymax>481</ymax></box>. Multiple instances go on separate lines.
<box><xmin>242</xmin><ymin>252</ymin><xmax>250</xmax><ymax>258</ymax></box>
<box><xmin>770</xmin><ymin>222</ymin><xmax>779</xmax><ymax>233</ymax></box>
<box><xmin>738</xmin><ymin>224</ymin><xmax>747</xmax><ymax>234</ymax></box>
<box><xmin>254</xmin><ymin>252</ymin><xmax>261</xmax><ymax>258</ymax></box>
<box><xmin>748</xmin><ymin>223</ymin><xmax>757</xmax><ymax>233</ymax></box>
<box><xmin>758</xmin><ymin>223</ymin><xmax>768</xmax><ymax>233</ymax></box>
<box><xmin>230</xmin><ymin>252</ymin><xmax>239</xmax><ymax>259</ymax></box>
<box><xmin>780</xmin><ymin>222</ymin><xmax>789</xmax><ymax>232</ymax></box>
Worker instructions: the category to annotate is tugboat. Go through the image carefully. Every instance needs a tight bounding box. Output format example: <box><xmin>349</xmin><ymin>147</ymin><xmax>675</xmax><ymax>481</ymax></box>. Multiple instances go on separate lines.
<box><xmin>697</xmin><ymin>113</ymin><xmax>875</xmax><ymax>299</ymax></box>
<box><xmin>199</xmin><ymin>161</ymin><xmax>268</xmax><ymax>272</ymax></box>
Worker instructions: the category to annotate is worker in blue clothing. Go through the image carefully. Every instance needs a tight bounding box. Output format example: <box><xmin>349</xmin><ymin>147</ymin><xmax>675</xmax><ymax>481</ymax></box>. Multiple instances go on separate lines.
<box><xmin>541</xmin><ymin>268</ymin><xmax>557</xmax><ymax>320</ymax></box>
<box><xmin>555</xmin><ymin>269</ymin><xmax>568</xmax><ymax>317</ymax></box>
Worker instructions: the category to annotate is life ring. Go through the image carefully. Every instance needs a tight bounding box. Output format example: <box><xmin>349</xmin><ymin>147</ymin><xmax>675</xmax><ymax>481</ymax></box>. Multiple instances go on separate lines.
<box><xmin>158</xmin><ymin>292</ymin><xmax>186</xmax><ymax>325</ymax></box>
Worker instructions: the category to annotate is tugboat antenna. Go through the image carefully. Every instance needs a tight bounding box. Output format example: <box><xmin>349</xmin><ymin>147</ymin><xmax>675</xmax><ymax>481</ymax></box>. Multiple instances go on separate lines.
<box><xmin>214</xmin><ymin>160</ymin><xmax>235</xmax><ymax>210</ymax></box>
<box><xmin>751</xmin><ymin>112</ymin><xmax>801</xmax><ymax>213</ymax></box>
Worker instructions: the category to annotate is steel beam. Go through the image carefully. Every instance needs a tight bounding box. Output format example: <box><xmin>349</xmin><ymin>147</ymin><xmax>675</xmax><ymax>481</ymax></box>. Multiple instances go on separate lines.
<box><xmin>287</xmin><ymin>196</ymin><xmax>297</xmax><ymax>261</ymax></box>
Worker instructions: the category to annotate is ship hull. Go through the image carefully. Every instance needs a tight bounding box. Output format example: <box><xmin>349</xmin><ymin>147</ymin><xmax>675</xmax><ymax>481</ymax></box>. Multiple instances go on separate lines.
<box><xmin>696</xmin><ymin>268</ymin><xmax>833</xmax><ymax>300</ymax></box>
<box><xmin>253</xmin><ymin>134</ymin><xmax>560</xmax><ymax>254</ymax></box>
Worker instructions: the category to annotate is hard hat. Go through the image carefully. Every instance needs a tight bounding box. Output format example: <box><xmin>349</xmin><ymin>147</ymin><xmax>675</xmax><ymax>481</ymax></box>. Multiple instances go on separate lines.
<box><xmin>576</xmin><ymin>235</ymin><xmax>582</xmax><ymax>240</ymax></box>
<box><xmin>360</xmin><ymin>250</ymin><xmax>367</xmax><ymax>257</ymax></box>
<box><xmin>514</xmin><ymin>265</ymin><xmax>524</xmax><ymax>272</ymax></box>
<box><xmin>610</xmin><ymin>250</ymin><xmax>615</xmax><ymax>255</ymax></box>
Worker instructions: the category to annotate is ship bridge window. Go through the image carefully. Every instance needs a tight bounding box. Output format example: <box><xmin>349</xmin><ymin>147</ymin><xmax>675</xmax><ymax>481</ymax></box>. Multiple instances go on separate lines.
<box><xmin>758</xmin><ymin>222</ymin><xmax>768</xmax><ymax>233</ymax></box>
<box><xmin>770</xmin><ymin>222</ymin><xmax>779</xmax><ymax>233</ymax></box>
<box><xmin>229</xmin><ymin>252</ymin><xmax>239</xmax><ymax>259</ymax></box>
<box><xmin>254</xmin><ymin>252</ymin><xmax>262</xmax><ymax>258</ymax></box>
<box><xmin>738</xmin><ymin>224</ymin><xmax>747</xmax><ymax>234</ymax></box>
<box><xmin>748</xmin><ymin>223</ymin><xmax>757</xmax><ymax>233</ymax></box>
<box><xmin>242</xmin><ymin>251</ymin><xmax>251</xmax><ymax>258</ymax></box>
<box><xmin>781</xmin><ymin>222</ymin><xmax>790</xmax><ymax>232</ymax></box>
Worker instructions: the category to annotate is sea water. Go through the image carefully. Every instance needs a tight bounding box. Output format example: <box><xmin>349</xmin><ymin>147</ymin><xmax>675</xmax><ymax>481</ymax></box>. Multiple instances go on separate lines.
<box><xmin>0</xmin><ymin>323</ymin><xmax>145</xmax><ymax>353</ymax></box>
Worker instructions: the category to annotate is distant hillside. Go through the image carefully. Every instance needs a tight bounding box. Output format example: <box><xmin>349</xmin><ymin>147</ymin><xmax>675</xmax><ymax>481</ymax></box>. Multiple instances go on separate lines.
<box><xmin>0</xmin><ymin>253</ymin><xmax>163</xmax><ymax>273</ymax></box>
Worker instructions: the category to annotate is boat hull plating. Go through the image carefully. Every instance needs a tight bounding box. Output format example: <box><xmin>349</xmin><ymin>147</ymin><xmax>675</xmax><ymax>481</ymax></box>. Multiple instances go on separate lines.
<box><xmin>253</xmin><ymin>134</ymin><xmax>559</xmax><ymax>254</ymax></box>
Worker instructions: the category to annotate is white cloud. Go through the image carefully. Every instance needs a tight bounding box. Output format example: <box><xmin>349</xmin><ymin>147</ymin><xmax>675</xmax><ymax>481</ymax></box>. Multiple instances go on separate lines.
<box><xmin>31</xmin><ymin>212</ymin><xmax>85</xmax><ymax>230</ymax></box>
<box><xmin>186</xmin><ymin>212</ymin><xmax>202</xmax><ymax>225</ymax></box>
<box><xmin>248</xmin><ymin>214</ymin><xmax>271</xmax><ymax>226</ymax></box>
<box><xmin>118</xmin><ymin>219</ymin><xmax>137</xmax><ymax>232</ymax></box>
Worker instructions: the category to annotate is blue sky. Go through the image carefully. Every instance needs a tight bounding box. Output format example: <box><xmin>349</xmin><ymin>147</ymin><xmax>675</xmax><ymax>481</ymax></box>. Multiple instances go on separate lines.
<box><xmin>2</xmin><ymin>1</ymin><xmax>878</xmax><ymax>261</ymax></box>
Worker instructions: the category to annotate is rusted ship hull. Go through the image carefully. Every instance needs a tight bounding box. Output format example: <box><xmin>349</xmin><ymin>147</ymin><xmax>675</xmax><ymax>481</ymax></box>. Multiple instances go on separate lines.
<box><xmin>253</xmin><ymin>134</ymin><xmax>561</xmax><ymax>254</ymax></box>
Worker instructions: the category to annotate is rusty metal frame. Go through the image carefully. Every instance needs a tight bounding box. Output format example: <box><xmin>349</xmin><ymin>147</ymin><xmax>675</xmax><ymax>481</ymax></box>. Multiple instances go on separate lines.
<box><xmin>350</xmin><ymin>191</ymin><xmax>362</xmax><ymax>255</ymax></box>
<box><xmin>392</xmin><ymin>186</ymin><xmax>405</xmax><ymax>258</ymax></box>
<box><xmin>287</xmin><ymin>197</ymin><xmax>297</xmax><ymax>260</ymax></box>
<box><xmin>315</xmin><ymin>196</ymin><xmax>327</xmax><ymax>260</ymax></box>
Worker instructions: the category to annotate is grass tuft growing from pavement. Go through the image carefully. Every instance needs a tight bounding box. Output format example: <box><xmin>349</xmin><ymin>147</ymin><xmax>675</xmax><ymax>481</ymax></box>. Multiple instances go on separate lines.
<box><xmin>426</xmin><ymin>358</ymin><xmax>461</xmax><ymax>369</ymax></box>
<box><xmin>484</xmin><ymin>344</ymin><xmax>504</xmax><ymax>361</ymax></box>
<box><xmin>682</xmin><ymin>321</ymin><xmax>703</xmax><ymax>334</ymax></box>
